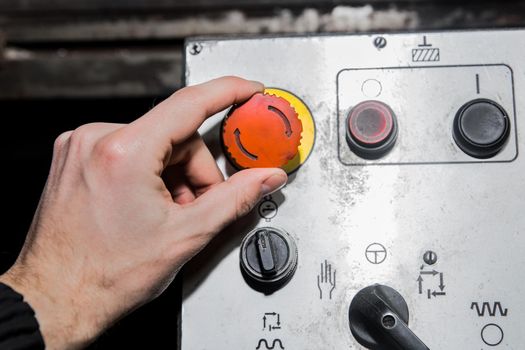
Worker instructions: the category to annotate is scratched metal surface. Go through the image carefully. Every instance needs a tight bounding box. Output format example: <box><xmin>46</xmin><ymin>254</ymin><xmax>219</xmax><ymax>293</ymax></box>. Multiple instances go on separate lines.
<box><xmin>181</xmin><ymin>30</ymin><xmax>525</xmax><ymax>349</ymax></box>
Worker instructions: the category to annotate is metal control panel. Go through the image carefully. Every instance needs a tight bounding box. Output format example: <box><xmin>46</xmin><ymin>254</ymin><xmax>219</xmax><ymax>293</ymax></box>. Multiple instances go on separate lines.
<box><xmin>181</xmin><ymin>30</ymin><xmax>525</xmax><ymax>349</ymax></box>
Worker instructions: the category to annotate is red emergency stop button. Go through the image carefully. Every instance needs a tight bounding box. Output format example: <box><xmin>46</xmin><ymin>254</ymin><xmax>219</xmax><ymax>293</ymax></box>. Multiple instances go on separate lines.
<box><xmin>346</xmin><ymin>100</ymin><xmax>398</xmax><ymax>159</ymax></box>
<box><xmin>222</xmin><ymin>93</ymin><xmax>303</xmax><ymax>169</ymax></box>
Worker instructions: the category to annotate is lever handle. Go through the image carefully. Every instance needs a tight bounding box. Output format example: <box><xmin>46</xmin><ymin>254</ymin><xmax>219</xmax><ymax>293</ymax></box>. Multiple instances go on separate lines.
<box><xmin>349</xmin><ymin>284</ymin><xmax>430</xmax><ymax>350</ymax></box>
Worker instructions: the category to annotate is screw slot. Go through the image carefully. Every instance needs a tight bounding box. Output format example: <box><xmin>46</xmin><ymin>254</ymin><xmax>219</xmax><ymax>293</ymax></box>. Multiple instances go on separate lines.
<box><xmin>373</xmin><ymin>36</ymin><xmax>387</xmax><ymax>49</ymax></box>
<box><xmin>423</xmin><ymin>250</ymin><xmax>438</xmax><ymax>265</ymax></box>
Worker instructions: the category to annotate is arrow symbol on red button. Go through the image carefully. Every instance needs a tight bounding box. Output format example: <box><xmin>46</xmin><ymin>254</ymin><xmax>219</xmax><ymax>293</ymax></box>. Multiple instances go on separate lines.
<box><xmin>234</xmin><ymin>128</ymin><xmax>258</xmax><ymax>160</ymax></box>
<box><xmin>268</xmin><ymin>105</ymin><xmax>293</xmax><ymax>137</ymax></box>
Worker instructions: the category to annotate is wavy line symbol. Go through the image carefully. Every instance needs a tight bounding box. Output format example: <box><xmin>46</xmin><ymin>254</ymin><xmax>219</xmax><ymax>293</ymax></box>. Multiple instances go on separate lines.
<box><xmin>471</xmin><ymin>302</ymin><xmax>508</xmax><ymax>317</ymax></box>
<box><xmin>255</xmin><ymin>338</ymin><xmax>285</xmax><ymax>349</ymax></box>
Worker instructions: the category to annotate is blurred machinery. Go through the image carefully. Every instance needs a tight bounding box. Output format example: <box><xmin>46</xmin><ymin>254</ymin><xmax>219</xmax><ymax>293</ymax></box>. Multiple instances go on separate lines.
<box><xmin>1</xmin><ymin>0</ymin><xmax>525</xmax><ymax>98</ymax></box>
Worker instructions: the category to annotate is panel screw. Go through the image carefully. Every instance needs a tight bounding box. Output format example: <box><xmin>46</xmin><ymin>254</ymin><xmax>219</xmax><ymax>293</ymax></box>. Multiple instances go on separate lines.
<box><xmin>190</xmin><ymin>43</ymin><xmax>203</xmax><ymax>55</ymax></box>
<box><xmin>423</xmin><ymin>250</ymin><xmax>438</xmax><ymax>265</ymax></box>
<box><xmin>373</xmin><ymin>36</ymin><xmax>387</xmax><ymax>50</ymax></box>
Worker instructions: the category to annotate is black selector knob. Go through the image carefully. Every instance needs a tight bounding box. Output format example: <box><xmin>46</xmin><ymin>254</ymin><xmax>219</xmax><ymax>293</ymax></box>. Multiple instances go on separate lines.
<box><xmin>346</xmin><ymin>100</ymin><xmax>398</xmax><ymax>159</ymax></box>
<box><xmin>240</xmin><ymin>227</ymin><xmax>298</xmax><ymax>294</ymax></box>
<box><xmin>453</xmin><ymin>98</ymin><xmax>510</xmax><ymax>159</ymax></box>
<box><xmin>349</xmin><ymin>284</ymin><xmax>429</xmax><ymax>350</ymax></box>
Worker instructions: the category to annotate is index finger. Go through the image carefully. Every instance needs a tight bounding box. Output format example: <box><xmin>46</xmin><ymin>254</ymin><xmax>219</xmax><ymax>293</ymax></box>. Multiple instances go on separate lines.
<box><xmin>127</xmin><ymin>76</ymin><xmax>264</xmax><ymax>151</ymax></box>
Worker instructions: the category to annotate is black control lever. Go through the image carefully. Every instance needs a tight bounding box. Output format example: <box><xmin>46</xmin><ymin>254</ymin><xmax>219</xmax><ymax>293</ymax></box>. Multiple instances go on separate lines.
<box><xmin>349</xmin><ymin>284</ymin><xmax>430</xmax><ymax>350</ymax></box>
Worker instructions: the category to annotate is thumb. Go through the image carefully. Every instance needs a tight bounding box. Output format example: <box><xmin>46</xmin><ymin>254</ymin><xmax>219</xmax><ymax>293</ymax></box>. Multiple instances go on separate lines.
<box><xmin>186</xmin><ymin>168</ymin><xmax>287</xmax><ymax>235</ymax></box>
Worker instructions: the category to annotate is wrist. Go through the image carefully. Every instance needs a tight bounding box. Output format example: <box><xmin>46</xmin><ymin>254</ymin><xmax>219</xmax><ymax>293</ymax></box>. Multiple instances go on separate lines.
<box><xmin>0</xmin><ymin>265</ymin><xmax>103</xmax><ymax>350</ymax></box>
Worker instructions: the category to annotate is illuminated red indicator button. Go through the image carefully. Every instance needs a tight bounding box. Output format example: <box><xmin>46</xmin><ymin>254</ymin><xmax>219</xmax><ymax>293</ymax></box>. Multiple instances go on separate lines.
<box><xmin>346</xmin><ymin>100</ymin><xmax>398</xmax><ymax>159</ymax></box>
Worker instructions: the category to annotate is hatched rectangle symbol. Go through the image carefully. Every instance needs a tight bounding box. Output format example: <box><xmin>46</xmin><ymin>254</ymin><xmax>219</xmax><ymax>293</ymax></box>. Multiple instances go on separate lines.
<box><xmin>412</xmin><ymin>48</ymin><xmax>440</xmax><ymax>62</ymax></box>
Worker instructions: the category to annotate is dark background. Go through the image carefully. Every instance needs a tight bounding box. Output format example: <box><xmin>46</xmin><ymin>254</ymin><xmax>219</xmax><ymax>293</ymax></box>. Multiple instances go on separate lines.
<box><xmin>1</xmin><ymin>1</ymin><xmax>524</xmax><ymax>348</ymax></box>
<box><xmin>1</xmin><ymin>97</ymin><xmax>181</xmax><ymax>349</ymax></box>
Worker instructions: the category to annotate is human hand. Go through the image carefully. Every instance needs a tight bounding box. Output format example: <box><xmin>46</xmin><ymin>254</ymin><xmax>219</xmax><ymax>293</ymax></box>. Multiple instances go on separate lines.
<box><xmin>0</xmin><ymin>77</ymin><xmax>287</xmax><ymax>349</ymax></box>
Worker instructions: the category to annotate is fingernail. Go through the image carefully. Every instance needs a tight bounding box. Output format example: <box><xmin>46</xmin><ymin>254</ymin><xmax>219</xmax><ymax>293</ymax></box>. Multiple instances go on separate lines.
<box><xmin>261</xmin><ymin>171</ymin><xmax>288</xmax><ymax>196</ymax></box>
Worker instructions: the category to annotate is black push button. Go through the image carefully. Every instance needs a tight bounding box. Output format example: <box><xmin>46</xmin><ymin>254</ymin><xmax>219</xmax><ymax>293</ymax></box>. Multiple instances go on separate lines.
<box><xmin>453</xmin><ymin>99</ymin><xmax>510</xmax><ymax>159</ymax></box>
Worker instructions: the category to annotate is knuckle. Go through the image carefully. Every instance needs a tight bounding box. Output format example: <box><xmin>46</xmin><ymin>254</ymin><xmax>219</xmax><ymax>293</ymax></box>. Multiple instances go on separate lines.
<box><xmin>93</xmin><ymin>136</ymin><xmax>127</xmax><ymax>165</ymax></box>
<box><xmin>69</xmin><ymin>124</ymin><xmax>97</xmax><ymax>151</ymax></box>
<box><xmin>53</xmin><ymin>131</ymin><xmax>72</xmax><ymax>150</ymax></box>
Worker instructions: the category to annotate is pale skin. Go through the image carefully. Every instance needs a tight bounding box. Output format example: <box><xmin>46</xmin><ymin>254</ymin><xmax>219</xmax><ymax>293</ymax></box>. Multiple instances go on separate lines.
<box><xmin>0</xmin><ymin>77</ymin><xmax>288</xmax><ymax>349</ymax></box>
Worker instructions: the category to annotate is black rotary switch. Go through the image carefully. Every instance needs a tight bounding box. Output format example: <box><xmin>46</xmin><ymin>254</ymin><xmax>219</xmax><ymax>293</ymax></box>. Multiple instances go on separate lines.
<box><xmin>349</xmin><ymin>284</ymin><xmax>429</xmax><ymax>350</ymax></box>
<box><xmin>240</xmin><ymin>227</ymin><xmax>298</xmax><ymax>294</ymax></box>
<box><xmin>346</xmin><ymin>100</ymin><xmax>398</xmax><ymax>159</ymax></box>
<box><xmin>453</xmin><ymin>98</ymin><xmax>510</xmax><ymax>159</ymax></box>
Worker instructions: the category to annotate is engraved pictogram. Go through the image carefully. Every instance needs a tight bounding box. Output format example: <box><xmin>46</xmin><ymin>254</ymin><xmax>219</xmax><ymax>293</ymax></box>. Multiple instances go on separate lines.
<box><xmin>317</xmin><ymin>260</ymin><xmax>336</xmax><ymax>300</ymax></box>
<box><xmin>262</xmin><ymin>312</ymin><xmax>282</xmax><ymax>331</ymax></box>
<box><xmin>258</xmin><ymin>196</ymin><xmax>278</xmax><ymax>221</ymax></box>
<box><xmin>417</xmin><ymin>265</ymin><xmax>446</xmax><ymax>299</ymax></box>
<box><xmin>365</xmin><ymin>243</ymin><xmax>387</xmax><ymax>264</ymax></box>
<box><xmin>256</xmin><ymin>339</ymin><xmax>285</xmax><ymax>349</ymax></box>
<box><xmin>411</xmin><ymin>36</ymin><xmax>440</xmax><ymax>62</ymax></box>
